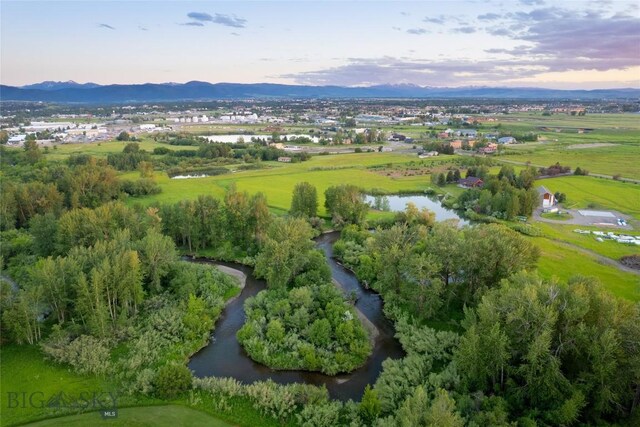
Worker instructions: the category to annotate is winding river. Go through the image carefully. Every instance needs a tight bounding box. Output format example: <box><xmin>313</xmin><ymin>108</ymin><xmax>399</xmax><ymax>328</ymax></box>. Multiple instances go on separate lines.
<box><xmin>188</xmin><ymin>231</ymin><xmax>405</xmax><ymax>401</ymax></box>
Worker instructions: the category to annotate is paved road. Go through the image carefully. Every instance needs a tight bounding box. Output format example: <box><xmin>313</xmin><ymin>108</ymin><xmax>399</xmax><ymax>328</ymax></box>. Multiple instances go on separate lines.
<box><xmin>532</xmin><ymin>208</ymin><xmax>634</xmax><ymax>229</ymax></box>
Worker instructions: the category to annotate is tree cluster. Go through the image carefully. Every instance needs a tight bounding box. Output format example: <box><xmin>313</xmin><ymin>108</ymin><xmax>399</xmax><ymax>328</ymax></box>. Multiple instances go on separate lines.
<box><xmin>239</xmin><ymin>217</ymin><xmax>372</xmax><ymax>374</ymax></box>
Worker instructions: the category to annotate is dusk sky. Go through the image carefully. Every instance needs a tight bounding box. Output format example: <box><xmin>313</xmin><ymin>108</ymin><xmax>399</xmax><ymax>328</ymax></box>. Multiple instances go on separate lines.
<box><xmin>1</xmin><ymin>0</ymin><xmax>639</xmax><ymax>89</ymax></box>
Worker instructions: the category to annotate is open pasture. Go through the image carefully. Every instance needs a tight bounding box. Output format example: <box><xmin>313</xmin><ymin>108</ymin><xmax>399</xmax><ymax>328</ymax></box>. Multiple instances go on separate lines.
<box><xmin>125</xmin><ymin>152</ymin><xmax>448</xmax><ymax>214</ymax></box>
<box><xmin>534</xmin><ymin>176</ymin><xmax>640</xmax><ymax>220</ymax></box>
<box><xmin>494</xmin><ymin>113</ymin><xmax>640</xmax><ymax>179</ymax></box>
<box><xmin>533</xmin><ymin>237</ymin><xmax>640</xmax><ymax>302</ymax></box>
<box><xmin>44</xmin><ymin>139</ymin><xmax>197</xmax><ymax>161</ymax></box>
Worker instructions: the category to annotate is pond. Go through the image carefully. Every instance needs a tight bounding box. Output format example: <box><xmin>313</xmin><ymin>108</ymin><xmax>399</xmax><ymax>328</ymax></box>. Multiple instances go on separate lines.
<box><xmin>365</xmin><ymin>194</ymin><xmax>467</xmax><ymax>224</ymax></box>
<box><xmin>203</xmin><ymin>134</ymin><xmax>321</xmax><ymax>144</ymax></box>
<box><xmin>170</xmin><ymin>174</ymin><xmax>209</xmax><ymax>179</ymax></box>
<box><xmin>187</xmin><ymin>232</ymin><xmax>405</xmax><ymax>401</ymax></box>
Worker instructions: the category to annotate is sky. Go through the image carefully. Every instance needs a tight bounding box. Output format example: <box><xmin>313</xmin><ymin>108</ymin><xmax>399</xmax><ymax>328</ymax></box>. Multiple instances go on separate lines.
<box><xmin>1</xmin><ymin>0</ymin><xmax>639</xmax><ymax>89</ymax></box>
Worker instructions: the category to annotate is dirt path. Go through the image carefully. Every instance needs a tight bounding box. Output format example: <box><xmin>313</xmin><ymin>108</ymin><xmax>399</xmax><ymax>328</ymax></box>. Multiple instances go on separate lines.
<box><xmin>549</xmin><ymin>239</ymin><xmax>640</xmax><ymax>275</ymax></box>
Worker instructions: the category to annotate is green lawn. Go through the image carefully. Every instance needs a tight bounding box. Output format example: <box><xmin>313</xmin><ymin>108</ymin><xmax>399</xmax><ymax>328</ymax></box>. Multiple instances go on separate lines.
<box><xmin>125</xmin><ymin>152</ymin><xmax>444</xmax><ymax>214</ymax></box>
<box><xmin>20</xmin><ymin>405</ymin><xmax>233</xmax><ymax>427</ymax></box>
<box><xmin>0</xmin><ymin>345</ymin><xmax>115</xmax><ymax>427</ymax></box>
<box><xmin>540</xmin><ymin>212</ymin><xmax>572</xmax><ymax>221</ymax></box>
<box><xmin>534</xmin><ymin>176</ymin><xmax>640</xmax><ymax>219</ymax></box>
<box><xmin>533</xmin><ymin>237</ymin><xmax>640</xmax><ymax>302</ymax></box>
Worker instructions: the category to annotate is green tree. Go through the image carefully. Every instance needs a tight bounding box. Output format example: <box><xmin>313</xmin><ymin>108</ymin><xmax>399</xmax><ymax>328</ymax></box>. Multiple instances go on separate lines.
<box><xmin>137</xmin><ymin>228</ymin><xmax>177</xmax><ymax>293</ymax></box>
<box><xmin>254</xmin><ymin>217</ymin><xmax>315</xmax><ymax>288</ymax></box>
<box><xmin>290</xmin><ymin>182</ymin><xmax>318</xmax><ymax>218</ymax></box>
<box><xmin>116</xmin><ymin>131</ymin><xmax>130</xmax><ymax>141</ymax></box>
<box><xmin>2</xmin><ymin>285</ymin><xmax>43</xmax><ymax>344</ymax></box>
<box><xmin>308</xmin><ymin>318</ymin><xmax>331</xmax><ymax>347</ymax></box>
<box><xmin>24</xmin><ymin>139</ymin><xmax>42</xmax><ymax>164</ymax></box>
<box><xmin>360</xmin><ymin>385</ymin><xmax>381</xmax><ymax>424</ymax></box>
<box><xmin>425</xmin><ymin>389</ymin><xmax>464</xmax><ymax>427</ymax></box>
<box><xmin>324</xmin><ymin>185</ymin><xmax>368</xmax><ymax>226</ymax></box>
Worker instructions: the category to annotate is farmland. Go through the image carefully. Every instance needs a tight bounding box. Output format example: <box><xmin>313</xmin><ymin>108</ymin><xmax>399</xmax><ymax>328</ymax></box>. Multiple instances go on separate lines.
<box><xmin>493</xmin><ymin>113</ymin><xmax>640</xmax><ymax>179</ymax></box>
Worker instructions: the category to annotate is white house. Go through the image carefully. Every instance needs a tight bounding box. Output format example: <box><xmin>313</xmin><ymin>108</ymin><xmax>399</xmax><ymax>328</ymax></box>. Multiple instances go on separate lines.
<box><xmin>8</xmin><ymin>134</ymin><xmax>27</xmax><ymax>145</ymax></box>
<box><xmin>498</xmin><ymin>136</ymin><xmax>517</xmax><ymax>144</ymax></box>
<box><xmin>537</xmin><ymin>186</ymin><xmax>556</xmax><ymax>208</ymax></box>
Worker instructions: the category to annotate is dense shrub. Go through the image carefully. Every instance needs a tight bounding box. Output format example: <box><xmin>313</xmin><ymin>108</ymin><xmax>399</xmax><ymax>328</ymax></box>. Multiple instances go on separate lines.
<box><xmin>154</xmin><ymin>364</ymin><xmax>193</xmax><ymax>398</ymax></box>
<box><xmin>120</xmin><ymin>178</ymin><xmax>162</xmax><ymax>196</ymax></box>
<box><xmin>237</xmin><ymin>283</ymin><xmax>372</xmax><ymax>375</ymax></box>
<box><xmin>41</xmin><ymin>328</ymin><xmax>112</xmax><ymax>376</ymax></box>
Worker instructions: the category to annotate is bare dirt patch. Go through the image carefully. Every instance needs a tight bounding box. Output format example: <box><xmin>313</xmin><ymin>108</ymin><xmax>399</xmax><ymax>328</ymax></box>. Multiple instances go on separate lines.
<box><xmin>620</xmin><ymin>255</ymin><xmax>640</xmax><ymax>271</ymax></box>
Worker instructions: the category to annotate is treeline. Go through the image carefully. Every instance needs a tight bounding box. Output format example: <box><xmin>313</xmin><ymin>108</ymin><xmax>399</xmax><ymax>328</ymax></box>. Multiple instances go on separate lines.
<box><xmin>335</xmin><ymin>221</ymin><xmax>539</xmax><ymax>316</ymax></box>
<box><xmin>0</xmin><ymin>147</ymin><xmax>160</xmax><ymax>230</ymax></box>
<box><xmin>422</xmin><ymin>142</ymin><xmax>455</xmax><ymax>155</ymax></box>
<box><xmin>431</xmin><ymin>168</ymin><xmax>462</xmax><ymax>186</ymax></box>
<box><xmin>157</xmin><ymin>187</ymin><xmax>270</xmax><ymax>255</ymax></box>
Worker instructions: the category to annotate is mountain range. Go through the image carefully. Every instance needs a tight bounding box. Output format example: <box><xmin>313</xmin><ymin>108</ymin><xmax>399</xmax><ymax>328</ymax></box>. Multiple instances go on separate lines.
<box><xmin>1</xmin><ymin>81</ymin><xmax>638</xmax><ymax>103</ymax></box>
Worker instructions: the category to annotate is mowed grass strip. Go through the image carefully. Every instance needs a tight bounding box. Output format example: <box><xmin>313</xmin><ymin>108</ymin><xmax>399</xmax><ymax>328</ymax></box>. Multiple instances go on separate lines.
<box><xmin>19</xmin><ymin>405</ymin><xmax>233</xmax><ymax>427</ymax></box>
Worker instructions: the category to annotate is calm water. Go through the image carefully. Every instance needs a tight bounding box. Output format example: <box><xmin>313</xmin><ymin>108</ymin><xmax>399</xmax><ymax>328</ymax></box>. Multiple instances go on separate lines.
<box><xmin>187</xmin><ymin>232</ymin><xmax>404</xmax><ymax>401</ymax></box>
<box><xmin>365</xmin><ymin>194</ymin><xmax>467</xmax><ymax>224</ymax></box>
<box><xmin>203</xmin><ymin>134</ymin><xmax>321</xmax><ymax>144</ymax></box>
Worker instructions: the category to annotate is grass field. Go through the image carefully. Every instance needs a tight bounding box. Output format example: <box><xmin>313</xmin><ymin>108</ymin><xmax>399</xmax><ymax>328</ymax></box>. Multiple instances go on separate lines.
<box><xmin>125</xmin><ymin>152</ymin><xmax>448</xmax><ymax>214</ymax></box>
<box><xmin>0</xmin><ymin>345</ymin><xmax>115</xmax><ymax>427</ymax></box>
<box><xmin>0</xmin><ymin>344</ymin><xmax>285</xmax><ymax>427</ymax></box>
<box><xmin>533</xmin><ymin>237</ymin><xmax>640</xmax><ymax>302</ymax></box>
<box><xmin>44</xmin><ymin>139</ymin><xmax>197</xmax><ymax>161</ymax></box>
<box><xmin>534</xmin><ymin>176</ymin><xmax>640</xmax><ymax>219</ymax></box>
<box><xmin>20</xmin><ymin>405</ymin><xmax>232</xmax><ymax>427</ymax></box>
<box><xmin>501</xmin><ymin>144</ymin><xmax>640</xmax><ymax>180</ymax></box>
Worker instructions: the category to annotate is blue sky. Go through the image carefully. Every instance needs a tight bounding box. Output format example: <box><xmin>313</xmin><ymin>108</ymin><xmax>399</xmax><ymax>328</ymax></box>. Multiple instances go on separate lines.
<box><xmin>1</xmin><ymin>0</ymin><xmax>639</xmax><ymax>88</ymax></box>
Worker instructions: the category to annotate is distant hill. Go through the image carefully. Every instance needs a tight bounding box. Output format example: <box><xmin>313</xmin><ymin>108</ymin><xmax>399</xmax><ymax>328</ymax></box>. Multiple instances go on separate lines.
<box><xmin>20</xmin><ymin>80</ymin><xmax>101</xmax><ymax>91</ymax></box>
<box><xmin>1</xmin><ymin>81</ymin><xmax>638</xmax><ymax>103</ymax></box>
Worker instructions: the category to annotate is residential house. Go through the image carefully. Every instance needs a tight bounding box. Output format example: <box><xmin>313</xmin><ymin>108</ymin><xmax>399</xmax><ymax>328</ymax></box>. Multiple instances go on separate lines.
<box><xmin>418</xmin><ymin>151</ymin><xmax>439</xmax><ymax>158</ymax></box>
<box><xmin>455</xmin><ymin>129</ymin><xmax>478</xmax><ymax>138</ymax></box>
<box><xmin>537</xmin><ymin>186</ymin><xmax>556</xmax><ymax>208</ymax></box>
<box><xmin>458</xmin><ymin>177</ymin><xmax>484</xmax><ymax>188</ymax></box>
<box><xmin>498</xmin><ymin>136</ymin><xmax>517</xmax><ymax>144</ymax></box>
<box><xmin>449</xmin><ymin>140</ymin><xmax>463</xmax><ymax>149</ymax></box>
<box><xmin>478</xmin><ymin>143</ymin><xmax>497</xmax><ymax>154</ymax></box>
